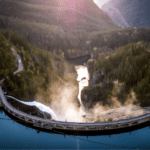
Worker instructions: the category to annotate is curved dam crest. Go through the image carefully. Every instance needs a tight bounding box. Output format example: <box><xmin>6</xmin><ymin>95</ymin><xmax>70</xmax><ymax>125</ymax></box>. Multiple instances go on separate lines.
<box><xmin>0</xmin><ymin>47</ymin><xmax>150</xmax><ymax>132</ymax></box>
<box><xmin>1</xmin><ymin>85</ymin><xmax>150</xmax><ymax>131</ymax></box>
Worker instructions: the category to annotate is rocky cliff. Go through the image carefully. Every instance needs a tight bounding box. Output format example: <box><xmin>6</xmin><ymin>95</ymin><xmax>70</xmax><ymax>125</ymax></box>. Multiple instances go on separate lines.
<box><xmin>102</xmin><ymin>0</ymin><xmax>150</xmax><ymax>28</ymax></box>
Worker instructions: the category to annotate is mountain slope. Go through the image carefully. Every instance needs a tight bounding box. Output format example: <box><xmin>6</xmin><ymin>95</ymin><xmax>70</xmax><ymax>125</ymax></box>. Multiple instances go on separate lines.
<box><xmin>0</xmin><ymin>0</ymin><xmax>115</xmax><ymax>31</ymax></box>
<box><xmin>0</xmin><ymin>33</ymin><xmax>18</xmax><ymax>80</ymax></box>
<box><xmin>0</xmin><ymin>0</ymin><xmax>118</xmax><ymax>56</ymax></box>
<box><xmin>0</xmin><ymin>29</ymin><xmax>78</xmax><ymax>104</ymax></box>
<box><xmin>102</xmin><ymin>0</ymin><xmax>150</xmax><ymax>28</ymax></box>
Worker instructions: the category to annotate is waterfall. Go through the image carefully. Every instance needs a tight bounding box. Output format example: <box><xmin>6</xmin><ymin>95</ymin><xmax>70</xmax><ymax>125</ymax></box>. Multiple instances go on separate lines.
<box><xmin>75</xmin><ymin>65</ymin><xmax>89</xmax><ymax>110</ymax></box>
<box><xmin>6</xmin><ymin>95</ymin><xmax>58</xmax><ymax>121</ymax></box>
<box><xmin>6</xmin><ymin>65</ymin><xmax>90</xmax><ymax>122</ymax></box>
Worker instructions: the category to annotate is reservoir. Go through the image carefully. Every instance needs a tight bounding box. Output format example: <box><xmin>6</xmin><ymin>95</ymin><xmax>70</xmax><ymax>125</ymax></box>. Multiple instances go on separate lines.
<box><xmin>1</xmin><ymin>108</ymin><xmax>150</xmax><ymax>149</ymax></box>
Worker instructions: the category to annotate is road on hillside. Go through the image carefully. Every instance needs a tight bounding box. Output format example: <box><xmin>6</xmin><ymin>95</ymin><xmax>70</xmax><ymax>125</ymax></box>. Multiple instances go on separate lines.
<box><xmin>13</xmin><ymin>54</ymin><xmax>23</xmax><ymax>75</ymax></box>
<box><xmin>0</xmin><ymin>48</ymin><xmax>24</xmax><ymax>84</ymax></box>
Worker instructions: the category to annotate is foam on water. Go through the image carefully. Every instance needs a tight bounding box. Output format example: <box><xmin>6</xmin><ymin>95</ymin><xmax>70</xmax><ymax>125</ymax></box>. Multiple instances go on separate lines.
<box><xmin>6</xmin><ymin>95</ymin><xmax>58</xmax><ymax>120</ymax></box>
<box><xmin>6</xmin><ymin>65</ymin><xmax>90</xmax><ymax>122</ymax></box>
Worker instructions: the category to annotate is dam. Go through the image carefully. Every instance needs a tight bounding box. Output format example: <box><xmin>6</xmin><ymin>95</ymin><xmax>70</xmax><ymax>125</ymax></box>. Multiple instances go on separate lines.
<box><xmin>1</xmin><ymin>86</ymin><xmax>150</xmax><ymax>132</ymax></box>
<box><xmin>0</xmin><ymin>48</ymin><xmax>150</xmax><ymax>133</ymax></box>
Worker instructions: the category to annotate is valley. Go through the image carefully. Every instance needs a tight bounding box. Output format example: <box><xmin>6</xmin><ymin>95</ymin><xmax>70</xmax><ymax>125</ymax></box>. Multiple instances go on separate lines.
<box><xmin>0</xmin><ymin>0</ymin><xmax>150</xmax><ymax>144</ymax></box>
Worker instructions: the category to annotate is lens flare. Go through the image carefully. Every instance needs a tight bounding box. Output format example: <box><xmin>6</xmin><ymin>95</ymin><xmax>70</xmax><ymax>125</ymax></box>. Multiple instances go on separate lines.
<box><xmin>93</xmin><ymin>0</ymin><xmax>111</xmax><ymax>8</ymax></box>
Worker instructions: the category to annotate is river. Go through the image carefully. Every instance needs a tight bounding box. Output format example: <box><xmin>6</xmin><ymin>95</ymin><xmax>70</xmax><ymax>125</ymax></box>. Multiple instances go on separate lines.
<box><xmin>1</xmin><ymin>57</ymin><xmax>150</xmax><ymax>149</ymax></box>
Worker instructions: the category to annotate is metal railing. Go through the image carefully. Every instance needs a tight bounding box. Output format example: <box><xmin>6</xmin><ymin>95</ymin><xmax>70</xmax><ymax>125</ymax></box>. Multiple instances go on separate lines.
<box><xmin>1</xmin><ymin>86</ymin><xmax>150</xmax><ymax>131</ymax></box>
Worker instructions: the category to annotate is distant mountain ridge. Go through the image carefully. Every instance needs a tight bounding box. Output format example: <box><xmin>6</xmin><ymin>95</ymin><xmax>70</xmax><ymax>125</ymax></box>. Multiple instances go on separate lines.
<box><xmin>0</xmin><ymin>0</ymin><xmax>117</xmax><ymax>32</ymax></box>
<box><xmin>0</xmin><ymin>0</ymin><xmax>118</xmax><ymax>55</ymax></box>
<box><xmin>102</xmin><ymin>0</ymin><xmax>150</xmax><ymax>28</ymax></box>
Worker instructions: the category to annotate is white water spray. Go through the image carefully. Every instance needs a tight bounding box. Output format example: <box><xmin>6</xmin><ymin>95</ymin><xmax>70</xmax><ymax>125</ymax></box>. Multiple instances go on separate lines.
<box><xmin>6</xmin><ymin>95</ymin><xmax>58</xmax><ymax>120</ymax></box>
<box><xmin>6</xmin><ymin>65</ymin><xmax>91</xmax><ymax>122</ymax></box>
<box><xmin>75</xmin><ymin>65</ymin><xmax>89</xmax><ymax>114</ymax></box>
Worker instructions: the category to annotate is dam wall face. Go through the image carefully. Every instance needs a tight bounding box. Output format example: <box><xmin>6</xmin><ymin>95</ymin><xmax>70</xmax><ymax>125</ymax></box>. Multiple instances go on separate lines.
<box><xmin>1</xmin><ymin>86</ymin><xmax>150</xmax><ymax>132</ymax></box>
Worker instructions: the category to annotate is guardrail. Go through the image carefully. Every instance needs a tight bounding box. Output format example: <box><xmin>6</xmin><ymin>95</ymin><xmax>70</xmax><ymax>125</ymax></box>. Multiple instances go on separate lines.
<box><xmin>1</xmin><ymin>86</ymin><xmax>150</xmax><ymax>131</ymax></box>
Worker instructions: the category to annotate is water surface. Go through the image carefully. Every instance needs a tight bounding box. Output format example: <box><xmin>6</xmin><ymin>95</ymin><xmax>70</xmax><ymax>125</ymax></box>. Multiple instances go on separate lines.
<box><xmin>1</xmin><ymin>56</ymin><xmax>150</xmax><ymax>149</ymax></box>
<box><xmin>1</xmin><ymin>110</ymin><xmax>150</xmax><ymax>149</ymax></box>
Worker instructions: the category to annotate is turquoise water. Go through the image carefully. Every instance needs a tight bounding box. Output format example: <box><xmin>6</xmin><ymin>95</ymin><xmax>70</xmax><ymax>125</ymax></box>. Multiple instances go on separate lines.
<box><xmin>1</xmin><ymin>110</ymin><xmax>150</xmax><ymax>149</ymax></box>
<box><xmin>1</xmin><ymin>57</ymin><xmax>150</xmax><ymax>149</ymax></box>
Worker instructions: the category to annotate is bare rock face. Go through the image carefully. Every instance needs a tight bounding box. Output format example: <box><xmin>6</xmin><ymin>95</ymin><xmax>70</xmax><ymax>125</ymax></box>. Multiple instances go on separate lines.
<box><xmin>102</xmin><ymin>0</ymin><xmax>150</xmax><ymax>28</ymax></box>
<box><xmin>81</xmin><ymin>87</ymin><xmax>91</xmax><ymax>109</ymax></box>
<box><xmin>87</xmin><ymin>59</ymin><xmax>96</xmax><ymax>86</ymax></box>
<box><xmin>102</xmin><ymin>0</ymin><xmax>129</xmax><ymax>28</ymax></box>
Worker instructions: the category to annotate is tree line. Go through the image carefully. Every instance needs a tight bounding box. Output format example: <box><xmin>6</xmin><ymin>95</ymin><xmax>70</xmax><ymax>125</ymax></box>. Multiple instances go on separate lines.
<box><xmin>0</xmin><ymin>32</ymin><xmax>17</xmax><ymax>80</ymax></box>
<box><xmin>0</xmin><ymin>29</ymin><xmax>78</xmax><ymax>103</ymax></box>
<box><xmin>93</xmin><ymin>42</ymin><xmax>150</xmax><ymax>107</ymax></box>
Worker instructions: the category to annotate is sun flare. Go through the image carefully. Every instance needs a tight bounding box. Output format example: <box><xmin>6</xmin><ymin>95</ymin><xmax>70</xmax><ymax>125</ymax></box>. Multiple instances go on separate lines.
<box><xmin>93</xmin><ymin>0</ymin><xmax>111</xmax><ymax>8</ymax></box>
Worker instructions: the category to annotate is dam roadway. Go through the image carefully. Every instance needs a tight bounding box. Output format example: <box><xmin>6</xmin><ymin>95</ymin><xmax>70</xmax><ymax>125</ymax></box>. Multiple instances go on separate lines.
<box><xmin>0</xmin><ymin>86</ymin><xmax>150</xmax><ymax>131</ymax></box>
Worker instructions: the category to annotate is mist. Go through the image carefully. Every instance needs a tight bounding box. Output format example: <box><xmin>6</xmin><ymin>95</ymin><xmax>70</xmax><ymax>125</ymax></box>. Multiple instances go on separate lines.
<box><xmin>34</xmin><ymin>65</ymin><xmax>149</xmax><ymax>123</ymax></box>
<box><xmin>85</xmin><ymin>81</ymin><xmax>149</xmax><ymax>123</ymax></box>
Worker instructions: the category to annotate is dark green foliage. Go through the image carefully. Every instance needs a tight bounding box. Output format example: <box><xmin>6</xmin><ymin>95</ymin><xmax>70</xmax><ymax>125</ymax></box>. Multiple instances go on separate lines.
<box><xmin>0</xmin><ymin>33</ymin><xmax>17</xmax><ymax>80</ymax></box>
<box><xmin>94</xmin><ymin>42</ymin><xmax>150</xmax><ymax>106</ymax></box>
<box><xmin>0</xmin><ymin>0</ymin><xmax>118</xmax><ymax>59</ymax></box>
<box><xmin>0</xmin><ymin>29</ymin><xmax>76</xmax><ymax>101</ymax></box>
<box><xmin>91</xmin><ymin>27</ymin><xmax>150</xmax><ymax>50</ymax></box>
<box><xmin>82</xmin><ymin>82</ymin><xmax>113</xmax><ymax>108</ymax></box>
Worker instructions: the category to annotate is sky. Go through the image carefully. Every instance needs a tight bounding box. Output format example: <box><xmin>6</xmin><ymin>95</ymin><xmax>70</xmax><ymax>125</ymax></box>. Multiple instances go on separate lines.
<box><xmin>93</xmin><ymin>0</ymin><xmax>111</xmax><ymax>8</ymax></box>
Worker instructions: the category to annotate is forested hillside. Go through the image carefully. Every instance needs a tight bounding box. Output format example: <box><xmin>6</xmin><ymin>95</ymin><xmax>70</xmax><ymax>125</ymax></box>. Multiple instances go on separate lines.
<box><xmin>91</xmin><ymin>27</ymin><xmax>150</xmax><ymax>49</ymax></box>
<box><xmin>82</xmin><ymin>42</ymin><xmax>150</xmax><ymax>108</ymax></box>
<box><xmin>0</xmin><ymin>0</ymin><xmax>118</xmax><ymax>58</ymax></box>
<box><xmin>87</xmin><ymin>27</ymin><xmax>150</xmax><ymax>62</ymax></box>
<box><xmin>0</xmin><ymin>29</ymin><xmax>78</xmax><ymax>104</ymax></box>
<box><xmin>0</xmin><ymin>33</ymin><xmax>17</xmax><ymax>80</ymax></box>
